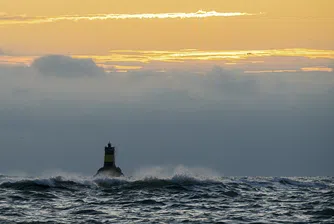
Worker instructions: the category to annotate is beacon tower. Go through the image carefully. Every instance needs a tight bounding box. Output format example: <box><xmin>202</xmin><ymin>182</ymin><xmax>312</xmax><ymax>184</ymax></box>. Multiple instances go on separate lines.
<box><xmin>95</xmin><ymin>142</ymin><xmax>123</xmax><ymax>177</ymax></box>
<box><xmin>104</xmin><ymin>142</ymin><xmax>116</xmax><ymax>167</ymax></box>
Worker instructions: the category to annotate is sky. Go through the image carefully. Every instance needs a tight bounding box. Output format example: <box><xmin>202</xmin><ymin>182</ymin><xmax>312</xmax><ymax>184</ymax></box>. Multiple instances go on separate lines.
<box><xmin>0</xmin><ymin>0</ymin><xmax>333</xmax><ymax>176</ymax></box>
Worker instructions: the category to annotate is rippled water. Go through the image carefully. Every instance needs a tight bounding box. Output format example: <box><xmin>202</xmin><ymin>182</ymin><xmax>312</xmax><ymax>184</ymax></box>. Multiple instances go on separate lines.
<box><xmin>0</xmin><ymin>169</ymin><xmax>333</xmax><ymax>223</ymax></box>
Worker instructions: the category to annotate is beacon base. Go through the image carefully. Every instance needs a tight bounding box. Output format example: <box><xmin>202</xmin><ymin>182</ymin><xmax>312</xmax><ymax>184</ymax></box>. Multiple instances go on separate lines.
<box><xmin>95</xmin><ymin>166</ymin><xmax>123</xmax><ymax>177</ymax></box>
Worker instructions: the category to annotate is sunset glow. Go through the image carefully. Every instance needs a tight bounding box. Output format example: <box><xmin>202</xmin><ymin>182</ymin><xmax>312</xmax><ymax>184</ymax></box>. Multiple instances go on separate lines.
<box><xmin>1</xmin><ymin>0</ymin><xmax>333</xmax><ymax>73</ymax></box>
<box><xmin>1</xmin><ymin>48</ymin><xmax>333</xmax><ymax>73</ymax></box>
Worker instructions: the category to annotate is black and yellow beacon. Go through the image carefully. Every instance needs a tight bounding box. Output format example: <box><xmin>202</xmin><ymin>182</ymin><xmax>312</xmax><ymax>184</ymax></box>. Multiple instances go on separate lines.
<box><xmin>95</xmin><ymin>142</ymin><xmax>123</xmax><ymax>177</ymax></box>
<box><xmin>104</xmin><ymin>142</ymin><xmax>116</xmax><ymax>167</ymax></box>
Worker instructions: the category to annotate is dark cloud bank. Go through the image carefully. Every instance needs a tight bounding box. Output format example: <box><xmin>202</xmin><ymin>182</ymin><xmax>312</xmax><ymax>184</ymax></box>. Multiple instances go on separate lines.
<box><xmin>0</xmin><ymin>55</ymin><xmax>333</xmax><ymax>176</ymax></box>
<box><xmin>31</xmin><ymin>55</ymin><xmax>105</xmax><ymax>77</ymax></box>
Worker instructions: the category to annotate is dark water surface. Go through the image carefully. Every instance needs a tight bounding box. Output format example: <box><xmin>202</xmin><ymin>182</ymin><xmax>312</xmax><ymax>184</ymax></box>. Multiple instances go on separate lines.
<box><xmin>0</xmin><ymin>171</ymin><xmax>333</xmax><ymax>223</ymax></box>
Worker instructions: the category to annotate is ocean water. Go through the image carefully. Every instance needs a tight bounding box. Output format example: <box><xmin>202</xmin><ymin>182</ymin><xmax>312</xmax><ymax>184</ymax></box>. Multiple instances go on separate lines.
<box><xmin>0</xmin><ymin>167</ymin><xmax>333</xmax><ymax>224</ymax></box>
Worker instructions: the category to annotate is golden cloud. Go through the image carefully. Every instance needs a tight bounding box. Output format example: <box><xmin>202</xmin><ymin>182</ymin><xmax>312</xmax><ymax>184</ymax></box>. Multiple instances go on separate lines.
<box><xmin>0</xmin><ymin>10</ymin><xmax>260</xmax><ymax>25</ymax></box>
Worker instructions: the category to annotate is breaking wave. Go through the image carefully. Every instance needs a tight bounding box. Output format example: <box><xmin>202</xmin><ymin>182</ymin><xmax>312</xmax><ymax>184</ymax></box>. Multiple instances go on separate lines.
<box><xmin>0</xmin><ymin>166</ymin><xmax>223</xmax><ymax>191</ymax></box>
<box><xmin>0</xmin><ymin>167</ymin><xmax>331</xmax><ymax>191</ymax></box>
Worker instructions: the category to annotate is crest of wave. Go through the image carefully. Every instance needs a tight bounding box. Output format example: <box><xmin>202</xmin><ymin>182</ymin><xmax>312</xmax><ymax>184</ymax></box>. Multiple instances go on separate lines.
<box><xmin>131</xmin><ymin>165</ymin><xmax>223</xmax><ymax>183</ymax></box>
<box><xmin>38</xmin><ymin>169</ymin><xmax>94</xmax><ymax>185</ymax></box>
<box><xmin>0</xmin><ymin>169</ymin><xmax>95</xmax><ymax>187</ymax></box>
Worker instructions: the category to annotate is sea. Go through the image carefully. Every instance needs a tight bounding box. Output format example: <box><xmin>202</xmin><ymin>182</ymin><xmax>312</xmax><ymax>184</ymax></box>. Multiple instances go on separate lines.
<box><xmin>0</xmin><ymin>167</ymin><xmax>333</xmax><ymax>224</ymax></box>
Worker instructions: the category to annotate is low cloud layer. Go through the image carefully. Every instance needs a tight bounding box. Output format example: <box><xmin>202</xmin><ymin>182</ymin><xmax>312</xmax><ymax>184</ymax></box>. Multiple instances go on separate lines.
<box><xmin>31</xmin><ymin>55</ymin><xmax>105</xmax><ymax>77</ymax></box>
<box><xmin>0</xmin><ymin>61</ymin><xmax>333</xmax><ymax>176</ymax></box>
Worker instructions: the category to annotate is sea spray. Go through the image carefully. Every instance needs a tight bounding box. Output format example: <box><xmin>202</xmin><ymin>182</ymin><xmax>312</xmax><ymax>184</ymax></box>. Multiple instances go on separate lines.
<box><xmin>132</xmin><ymin>165</ymin><xmax>222</xmax><ymax>181</ymax></box>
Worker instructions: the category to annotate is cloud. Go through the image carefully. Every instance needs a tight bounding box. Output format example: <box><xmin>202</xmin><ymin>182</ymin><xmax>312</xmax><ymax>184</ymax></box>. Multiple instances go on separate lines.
<box><xmin>0</xmin><ymin>10</ymin><xmax>261</xmax><ymax>26</ymax></box>
<box><xmin>0</xmin><ymin>48</ymin><xmax>4</xmax><ymax>55</ymax></box>
<box><xmin>31</xmin><ymin>55</ymin><xmax>105</xmax><ymax>77</ymax></box>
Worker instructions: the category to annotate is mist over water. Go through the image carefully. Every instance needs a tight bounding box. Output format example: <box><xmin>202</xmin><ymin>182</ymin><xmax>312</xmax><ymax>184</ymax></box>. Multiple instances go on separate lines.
<box><xmin>1</xmin><ymin>166</ymin><xmax>333</xmax><ymax>223</ymax></box>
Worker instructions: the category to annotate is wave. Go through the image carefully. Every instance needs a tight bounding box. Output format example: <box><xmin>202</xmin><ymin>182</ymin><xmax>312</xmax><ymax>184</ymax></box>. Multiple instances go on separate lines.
<box><xmin>0</xmin><ymin>176</ymin><xmax>89</xmax><ymax>191</ymax></box>
<box><xmin>273</xmin><ymin>177</ymin><xmax>328</xmax><ymax>188</ymax></box>
<box><xmin>0</xmin><ymin>167</ymin><xmax>331</xmax><ymax>191</ymax></box>
<box><xmin>0</xmin><ymin>166</ymin><xmax>224</xmax><ymax>192</ymax></box>
<box><xmin>0</xmin><ymin>175</ymin><xmax>222</xmax><ymax>192</ymax></box>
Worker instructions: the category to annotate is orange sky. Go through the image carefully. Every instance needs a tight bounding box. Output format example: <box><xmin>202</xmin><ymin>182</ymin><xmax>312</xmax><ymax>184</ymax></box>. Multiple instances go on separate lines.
<box><xmin>1</xmin><ymin>0</ymin><xmax>334</xmax><ymax>72</ymax></box>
